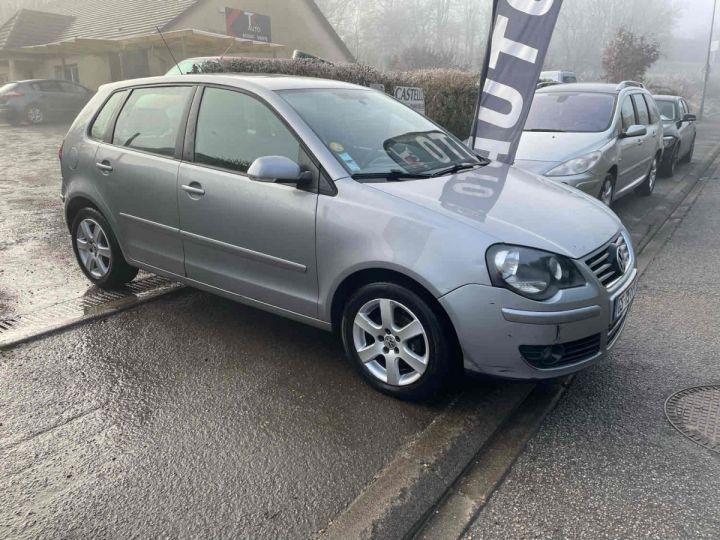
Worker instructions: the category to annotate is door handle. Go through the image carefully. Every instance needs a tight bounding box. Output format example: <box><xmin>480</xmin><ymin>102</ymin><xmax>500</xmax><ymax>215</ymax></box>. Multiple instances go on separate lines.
<box><xmin>96</xmin><ymin>161</ymin><xmax>113</xmax><ymax>172</ymax></box>
<box><xmin>181</xmin><ymin>183</ymin><xmax>205</xmax><ymax>196</ymax></box>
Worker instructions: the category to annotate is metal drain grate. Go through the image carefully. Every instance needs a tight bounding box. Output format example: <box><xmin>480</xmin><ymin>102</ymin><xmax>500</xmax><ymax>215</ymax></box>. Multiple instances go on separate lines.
<box><xmin>0</xmin><ymin>275</ymin><xmax>183</xmax><ymax>348</ymax></box>
<box><xmin>665</xmin><ymin>385</ymin><xmax>720</xmax><ymax>453</ymax></box>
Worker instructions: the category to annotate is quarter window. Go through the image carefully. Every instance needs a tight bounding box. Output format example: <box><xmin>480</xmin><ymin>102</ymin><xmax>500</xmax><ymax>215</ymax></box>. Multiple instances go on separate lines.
<box><xmin>620</xmin><ymin>98</ymin><xmax>636</xmax><ymax>130</ymax></box>
<box><xmin>90</xmin><ymin>90</ymin><xmax>128</xmax><ymax>141</ymax></box>
<box><xmin>112</xmin><ymin>86</ymin><xmax>192</xmax><ymax>157</ymax></box>
<box><xmin>194</xmin><ymin>87</ymin><xmax>300</xmax><ymax>173</ymax></box>
<box><xmin>631</xmin><ymin>94</ymin><xmax>650</xmax><ymax>125</ymax></box>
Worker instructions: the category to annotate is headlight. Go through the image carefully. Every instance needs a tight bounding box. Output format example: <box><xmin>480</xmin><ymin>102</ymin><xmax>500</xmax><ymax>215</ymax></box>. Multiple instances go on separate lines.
<box><xmin>486</xmin><ymin>245</ymin><xmax>586</xmax><ymax>300</ymax></box>
<box><xmin>663</xmin><ymin>136</ymin><xmax>676</xmax><ymax>148</ymax></box>
<box><xmin>546</xmin><ymin>151</ymin><xmax>603</xmax><ymax>177</ymax></box>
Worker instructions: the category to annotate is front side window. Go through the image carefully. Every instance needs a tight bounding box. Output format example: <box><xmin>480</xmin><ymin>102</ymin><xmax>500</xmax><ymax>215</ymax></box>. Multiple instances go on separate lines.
<box><xmin>112</xmin><ymin>86</ymin><xmax>192</xmax><ymax>157</ymax></box>
<box><xmin>194</xmin><ymin>87</ymin><xmax>300</xmax><ymax>173</ymax></box>
<box><xmin>644</xmin><ymin>95</ymin><xmax>660</xmax><ymax>124</ymax></box>
<box><xmin>631</xmin><ymin>94</ymin><xmax>650</xmax><ymax>125</ymax></box>
<box><xmin>620</xmin><ymin>97</ymin><xmax>636</xmax><ymax>129</ymax></box>
<box><xmin>280</xmin><ymin>88</ymin><xmax>478</xmax><ymax>178</ymax></box>
<box><xmin>525</xmin><ymin>92</ymin><xmax>616</xmax><ymax>133</ymax></box>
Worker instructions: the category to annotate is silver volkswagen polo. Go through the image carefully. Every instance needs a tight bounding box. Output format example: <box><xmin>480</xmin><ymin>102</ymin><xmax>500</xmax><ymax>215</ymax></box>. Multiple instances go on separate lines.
<box><xmin>60</xmin><ymin>75</ymin><xmax>637</xmax><ymax>399</ymax></box>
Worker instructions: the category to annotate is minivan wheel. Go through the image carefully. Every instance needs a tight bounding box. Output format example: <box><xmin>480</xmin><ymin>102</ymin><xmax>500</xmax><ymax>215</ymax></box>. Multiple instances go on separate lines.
<box><xmin>637</xmin><ymin>156</ymin><xmax>658</xmax><ymax>196</ymax></box>
<box><xmin>681</xmin><ymin>137</ymin><xmax>695</xmax><ymax>164</ymax></box>
<box><xmin>25</xmin><ymin>105</ymin><xmax>44</xmax><ymax>125</ymax></box>
<box><xmin>599</xmin><ymin>174</ymin><xmax>614</xmax><ymax>206</ymax></box>
<box><xmin>660</xmin><ymin>144</ymin><xmax>679</xmax><ymax>177</ymax></box>
<box><xmin>341</xmin><ymin>282</ymin><xmax>455</xmax><ymax>400</ymax></box>
<box><xmin>71</xmin><ymin>208</ymin><xmax>138</xmax><ymax>288</ymax></box>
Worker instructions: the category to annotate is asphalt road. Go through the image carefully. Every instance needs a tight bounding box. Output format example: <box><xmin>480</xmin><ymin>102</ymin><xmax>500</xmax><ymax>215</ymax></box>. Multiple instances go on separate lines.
<box><xmin>466</xmin><ymin>168</ymin><xmax>720</xmax><ymax>537</ymax></box>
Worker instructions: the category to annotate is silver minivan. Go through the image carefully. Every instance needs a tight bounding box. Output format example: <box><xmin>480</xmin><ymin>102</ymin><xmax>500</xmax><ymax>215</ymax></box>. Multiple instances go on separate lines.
<box><xmin>60</xmin><ymin>75</ymin><xmax>637</xmax><ymax>399</ymax></box>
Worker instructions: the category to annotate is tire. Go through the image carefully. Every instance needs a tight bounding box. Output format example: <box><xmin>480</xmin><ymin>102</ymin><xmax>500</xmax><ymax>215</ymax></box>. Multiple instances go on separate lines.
<box><xmin>660</xmin><ymin>143</ymin><xmax>679</xmax><ymax>177</ymax></box>
<box><xmin>680</xmin><ymin>136</ymin><xmax>695</xmax><ymax>164</ymax></box>
<box><xmin>25</xmin><ymin>104</ymin><xmax>44</xmax><ymax>125</ymax></box>
<box><xmin>71</xmin><ymin>207</ymin><xmax>138</xmax><ymax>288</ymax></box>
<box><xmin>598</xmin><ymin>173</ymin><xmax>615</xmax><ymax>206</ymax></box>
<box><xmin>636</xmin><ymin>155</ymin><xmax>658</xmax><ymax>197</ymax></box>
<box><xmin>340</xmin><ymin>282</ymin><xmax>457</xmax><ymax>400</ymax></box>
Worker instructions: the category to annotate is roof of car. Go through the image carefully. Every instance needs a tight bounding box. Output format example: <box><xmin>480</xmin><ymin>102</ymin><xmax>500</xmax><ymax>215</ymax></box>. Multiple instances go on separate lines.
<box><xmin>536</xmin><ymin>82</ymin><xmax>645</xmax><ymax>95</ymax></box>
<box><xmin>653</xmin><ymin>94</ymin><xmax>681</xmax><ymax>101</ymax></box>
<box><xmin>105</xmin><ymin>74</ymin><xmax>366</xmax><ymax>93</ymax></box>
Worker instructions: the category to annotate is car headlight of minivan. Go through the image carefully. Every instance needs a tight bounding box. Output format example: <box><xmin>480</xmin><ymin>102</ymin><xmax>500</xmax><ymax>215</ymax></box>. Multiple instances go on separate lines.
<box><xmin>486</xmin><ymin>245</ymin><xmax>586</xmax><ymax>301</ymax></box>
<box><xmin>546</xmin><ymin>151</ymin><xmax>603</xmax><ymax>177</ymax></box>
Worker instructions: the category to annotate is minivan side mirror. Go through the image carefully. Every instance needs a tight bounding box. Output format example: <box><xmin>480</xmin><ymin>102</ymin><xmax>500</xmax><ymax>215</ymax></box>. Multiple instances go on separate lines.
<box><xmin>247</xmin><ymin>156</ymin><xmax>312</xmax><ymax>187</ymax></box>
<box><xmin>621</xmin><ymin>125</ymin><xmax>647</xmax><ymax>138</ymax></box>
<box><xmin>682</xmin><ymin>113</ymin><xmax>697</xmax><ymax>123</ymax></box>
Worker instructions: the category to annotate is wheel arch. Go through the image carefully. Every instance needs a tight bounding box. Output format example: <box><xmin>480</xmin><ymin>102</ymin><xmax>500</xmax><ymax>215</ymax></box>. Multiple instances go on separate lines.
<box><xmin>329</xmin><ymin>267</ymin><xmax>462</xmax><ymax>360</ymax></box>
<box><xmin>64</xmin><ymin>195</ymin><xmax>100</xmax><ymax>232</ymax></box>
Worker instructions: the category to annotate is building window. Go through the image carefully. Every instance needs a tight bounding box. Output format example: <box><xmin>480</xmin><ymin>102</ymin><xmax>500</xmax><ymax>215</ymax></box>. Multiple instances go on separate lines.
<box><xmin>55</xmin><ymin>64</ymin><xmax>80</xmax><ymax>82</ymax></box>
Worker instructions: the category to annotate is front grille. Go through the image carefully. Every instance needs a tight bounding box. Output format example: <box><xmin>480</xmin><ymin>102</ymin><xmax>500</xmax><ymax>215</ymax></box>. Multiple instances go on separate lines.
<box><xmin>520</xmin><ymin>334</ymin><xmax>602</xmax><ymax>369</ymax></box>
<box><xmin>586</xmin><ymin>233</ymin><xmax>630</xmax><ymax>289</ymax></box>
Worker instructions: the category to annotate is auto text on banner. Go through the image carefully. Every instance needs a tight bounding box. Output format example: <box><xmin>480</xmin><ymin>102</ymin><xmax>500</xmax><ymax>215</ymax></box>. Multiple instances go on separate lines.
<box><xmin>472</xmin><ymin>0</ymin><xmax>563</xmax><ymax>164</ymax></box>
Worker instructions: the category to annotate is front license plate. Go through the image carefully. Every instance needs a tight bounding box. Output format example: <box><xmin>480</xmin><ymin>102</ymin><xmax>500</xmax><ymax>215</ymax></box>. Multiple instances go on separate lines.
<box><xmin>613</xmin><ymin>281</ymin><xmax>637</xmax><ymax>321</ymax></box>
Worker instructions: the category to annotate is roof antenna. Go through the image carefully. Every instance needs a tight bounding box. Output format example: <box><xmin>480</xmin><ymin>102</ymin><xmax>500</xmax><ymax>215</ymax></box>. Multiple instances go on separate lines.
<box><xmin>219</xmin><ymin>40</ymin><xmax>235</xmax><ymax>64</ymax></box>
<box><xmin>156</xmin><ymin>26</ymin><xmax>182</xmax><ymax>74</ymax></box>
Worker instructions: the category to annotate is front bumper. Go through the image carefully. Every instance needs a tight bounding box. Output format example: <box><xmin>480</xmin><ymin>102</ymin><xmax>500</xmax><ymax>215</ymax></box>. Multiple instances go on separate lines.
<box><xmin>514</xmin><ymin>160</ymin><xmax>605</xmax><ymax>198</ymax></box>
<box><xmin>440</xmin><ymin>267</ymin><xmax>637</xmax><ymax>380</ymax></box>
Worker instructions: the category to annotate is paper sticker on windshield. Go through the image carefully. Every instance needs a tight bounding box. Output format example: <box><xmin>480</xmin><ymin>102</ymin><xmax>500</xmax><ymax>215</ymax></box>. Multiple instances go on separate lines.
<box><xmin>330</xmin><ymin>142</ymin><xmax>345</xmax><ymax>153</ymax></box>
<box><xmin>338</xmin><ymin>152</ymin><xmax>361</xmax><ymax>172</ymax></box>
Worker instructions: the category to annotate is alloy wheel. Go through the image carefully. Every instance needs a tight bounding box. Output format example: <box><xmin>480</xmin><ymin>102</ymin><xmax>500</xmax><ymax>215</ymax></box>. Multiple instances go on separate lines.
<box><xmin>27</xmin><ymin>107</ymin><xmax>43</xmax><ymax>124</ymax></box>
<box><xmin>600</xmin><ymin>176</ymin><xmax>614</xmax><ymax>206</ymax></box>
<box><xmin>352</xmin><ymin>298</ymin><xmax>429</xmax><ymax>386</ymax></box>
<box><xmin>76</xmin><ymin>218</ymin><xmax>112</xmax><ymax>279</ymax></box>
<box><xmin>649</xmin><ymin>158</ymin><xmax>658</xmax><ymax>190</ymax></box>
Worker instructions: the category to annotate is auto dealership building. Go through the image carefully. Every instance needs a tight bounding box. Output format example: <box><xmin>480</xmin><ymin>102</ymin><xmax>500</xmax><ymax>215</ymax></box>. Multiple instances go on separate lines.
<box><xmin>0</xmin><ymin>0</ymin><xmax>355</xmax><ymax>89</ymax></box>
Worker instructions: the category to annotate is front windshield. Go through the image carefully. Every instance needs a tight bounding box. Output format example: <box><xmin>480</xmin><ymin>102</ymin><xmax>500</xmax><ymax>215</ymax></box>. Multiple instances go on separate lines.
<box><xmin>279</xmin><ymin>88</ymin><xmax>480</xmax><ymax>179</ymax></box>
<box><xmin>525</xmin><ymin>92</ymin><xmax>616</xmax><ymax>133</ymax></box>
<box><xmin>656</xmin><ymin>100</ymin><xmax>676</xmax><ymax>121</ymax></box>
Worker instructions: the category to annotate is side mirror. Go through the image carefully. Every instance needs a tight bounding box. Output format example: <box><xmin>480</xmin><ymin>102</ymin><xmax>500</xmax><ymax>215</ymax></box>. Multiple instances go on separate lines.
<box><xmin>682</xmin><ymin>113</ymin><xmax>697</xmax><ymax>123</ymax></box>
<box><xmin>621</xmin><ymin>125</ymin><xmax>647</xmax><ymax>138</ymax></box>
<box><xmin>247</xmin><ymin>156</ymin><xmax>312</xmax><ymax>187</ymax></box>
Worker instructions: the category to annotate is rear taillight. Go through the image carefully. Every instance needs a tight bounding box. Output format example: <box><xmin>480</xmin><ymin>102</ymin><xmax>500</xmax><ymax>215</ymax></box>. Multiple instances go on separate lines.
<box><xmin>58</xmin><ymin>142</ymin><xmax>64</xmax><ymax>162</ymax></box>
<box><xmin>2</xmin><ymin>91</ymin><xmax>24</xmax><ymax>98</ymax></box>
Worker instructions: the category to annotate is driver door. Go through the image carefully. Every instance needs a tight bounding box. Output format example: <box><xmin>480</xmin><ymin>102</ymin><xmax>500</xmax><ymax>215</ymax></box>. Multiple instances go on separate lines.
<box><xmin>177</xmin><ymin>86</ymin><xmax>319</xmax><ymax>318</ymax></box>
<box><xmin>616</xmin><ymin>95</ymin><xmax>646</xmax><ymax>191</ymax></box>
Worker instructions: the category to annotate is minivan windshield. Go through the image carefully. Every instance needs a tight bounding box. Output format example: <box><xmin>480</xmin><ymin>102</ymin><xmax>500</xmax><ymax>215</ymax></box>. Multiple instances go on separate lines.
<box><xmin>279</xmin><ymin>88</ymin><xmax>481</xmax><ymax>179</ymax></box>
<box><xmin>525</xmin><ymin>92</ymin><xmax>616</xmax><ymax>133</ymax></box>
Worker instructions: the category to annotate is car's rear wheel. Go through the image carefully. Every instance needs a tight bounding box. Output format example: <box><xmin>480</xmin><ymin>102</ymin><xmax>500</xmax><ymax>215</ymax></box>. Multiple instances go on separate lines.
<box><xmin>71</xmin><ymin>207</ymin><xmax>138</xmax><ymax>288</ymax></box>
<box><xmin>598</xmin><ymin>174</ymin><xmax>615</xmax><ymax>206</ymax></box>
<box><xmin>341</xmin><ymin>282</ymin><xmax>456</xmax><ymax>400</ymax></box>
<box><xmin>660</xmin><ymin>144</ymin><xmax>679</xmax><ymax>177</ymax></box>
<box><xmin>637</xmin><ymin>156</ymin><xmax>658</xmax><ymax>196</ymax></box>
<box><xmin>25</xmin><ymin>105</ymin><xmax>44</xmax><ymax>125</ymax></box>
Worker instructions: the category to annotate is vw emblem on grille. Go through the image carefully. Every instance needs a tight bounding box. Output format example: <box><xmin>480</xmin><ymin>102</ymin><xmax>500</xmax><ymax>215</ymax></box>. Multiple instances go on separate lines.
<box><xmin>615</xmin><ymin>243</ymin><xmax>630</xmax><ymax>273</ymax></box>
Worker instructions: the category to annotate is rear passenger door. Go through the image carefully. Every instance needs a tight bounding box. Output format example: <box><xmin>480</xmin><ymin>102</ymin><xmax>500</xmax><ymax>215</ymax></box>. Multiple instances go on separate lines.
<box><xmin>616</xmin><ymin>95</ymin><xmax>646</xmax><ymax>190</ymax></box>
<box><xmin>631</xmin><ymin>93</ymin><xmax>657</xmax><ymax>171</ymax></box>
<box><xmin>177</xmin><ymin>86</ymin><xmax>319</xmax><ymax>318</ymax></box>
<box><xmin>93</xmin><ymin>85</ymin><xmax>195</xmax><ymax>275</ymax></box>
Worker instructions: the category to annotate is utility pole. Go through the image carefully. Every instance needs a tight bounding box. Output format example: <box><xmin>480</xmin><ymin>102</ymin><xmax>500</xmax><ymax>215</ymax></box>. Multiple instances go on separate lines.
<box><xmin>700</xmin><ymin>0</ymin><xmax>718</xmax><ymax>120</ymax></box>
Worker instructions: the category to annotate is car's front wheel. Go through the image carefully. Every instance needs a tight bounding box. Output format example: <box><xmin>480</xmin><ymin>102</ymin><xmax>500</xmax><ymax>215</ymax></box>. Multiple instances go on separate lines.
<box><xmin>660</xmin><ymin>143</ymin><xmax>679</xmax><ymax>177</ymax></box>
<box><xmin>637</xmin><ymin>156</ymin><xmax>658</xmax><ymax>196</ymax></box>
<box><xmin>598</xmin><ymin>174</ymin><xmax>615</xmax><ymax>206</ymax></box>
<box><xmin>25</xmin><ymin>105</ymin><xmax>44</xmax><ymax>125</ymax></box>
<box><xmin>341</xmin><ymin>282</ymin><xmax>457</xmax><ymax>400</ymax></box>
<box><xmin>71</xmin><ymin>207</ymin><xmax>138</xmax><ymax>288</ymax></box>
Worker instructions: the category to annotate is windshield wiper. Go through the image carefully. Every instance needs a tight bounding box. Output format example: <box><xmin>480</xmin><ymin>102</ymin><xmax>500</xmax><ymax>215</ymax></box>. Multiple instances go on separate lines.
<box><xmin>429</xmin><ymin>161</ymin><xmax>484</xmax><ymax>177</ymax></box>
<box><xmin>523</xmin><ymin>128</ymin><xmax>567</xmax><ymax>133</ymax></box>
<box><xmin>352</xmin><ymin>169</ymin><xmax>433</xmax><ymax>181</ymax></box>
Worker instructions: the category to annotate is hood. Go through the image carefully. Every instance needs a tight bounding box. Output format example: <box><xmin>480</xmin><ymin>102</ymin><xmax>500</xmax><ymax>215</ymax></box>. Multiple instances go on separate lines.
<box><xmin>367</xmin><ymin>164</ymin><xmax>621</xmax><ymax>259</ymax></box>
<box><xmin>515</xmin><ymin>131</ymin><xmax>609</xmax><ymax>164</ymax></box>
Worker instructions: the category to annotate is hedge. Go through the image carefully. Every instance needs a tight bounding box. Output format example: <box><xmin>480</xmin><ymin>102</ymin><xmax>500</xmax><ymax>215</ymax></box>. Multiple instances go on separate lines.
<box><xmin>196</xmin><ymin>58</ymin><xmax>480</xmax><ymax>139</ymax></box>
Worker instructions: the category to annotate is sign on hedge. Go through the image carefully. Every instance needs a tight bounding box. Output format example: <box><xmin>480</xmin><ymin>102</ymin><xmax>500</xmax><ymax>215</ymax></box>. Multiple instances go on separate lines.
<box><xmin>394</xmin><ymin>86</ymin><xmax>426</xmax><ymax>115</ymax></box>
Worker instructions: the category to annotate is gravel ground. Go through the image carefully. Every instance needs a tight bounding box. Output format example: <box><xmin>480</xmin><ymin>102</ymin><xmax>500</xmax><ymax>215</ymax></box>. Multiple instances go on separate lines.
<box><xmin>467</xmin><ymin>174</ymin><xmax>720</xmax><ymax>538</ymax></box>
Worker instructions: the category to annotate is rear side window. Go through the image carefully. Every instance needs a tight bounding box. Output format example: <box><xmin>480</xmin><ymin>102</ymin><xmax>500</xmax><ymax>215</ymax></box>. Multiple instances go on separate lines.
<box><xmin>643</xmin><ymin>95</ymin><xmax>660</xmax><ymax>124</ymax></box>
<box><xmin>90</xmin><ymin>90</ymin><xmax>128</xmax><ymax>141</ymax></box>
<box><xmin>620</xmin><ymin>97</ymin><xmax>636</xmax><ymax>129</ymax></box>
<box><xmin>631</xmin><ymin>94</ymin><xmax>650</xmax><ymax>125</ymax></box>
<box><xmin>35</xmin><ymin>81</ymin><xmax>63</xmax><ymax>92</ymax></box>
<box><xmin>194</xmin><ymin>87</ymin><xmax>300</xmax><ymax>173</ymax></box>
<box><xmin>113</xmin><ymin>86</ymin><xmax>192</xmax><ymax>157</ymax></box>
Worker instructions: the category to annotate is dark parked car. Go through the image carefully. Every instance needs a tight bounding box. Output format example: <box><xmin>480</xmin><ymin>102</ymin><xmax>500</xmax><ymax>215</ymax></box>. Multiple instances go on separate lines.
<box><xmin>0</xmin><ymin>79</ymin><xmax>93</xmax><ymax>125</ymax></box>
<box><xmin>653</xmin><ymin>94</ymin><xmax>697</xmax><ymax>177</ymax></box>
